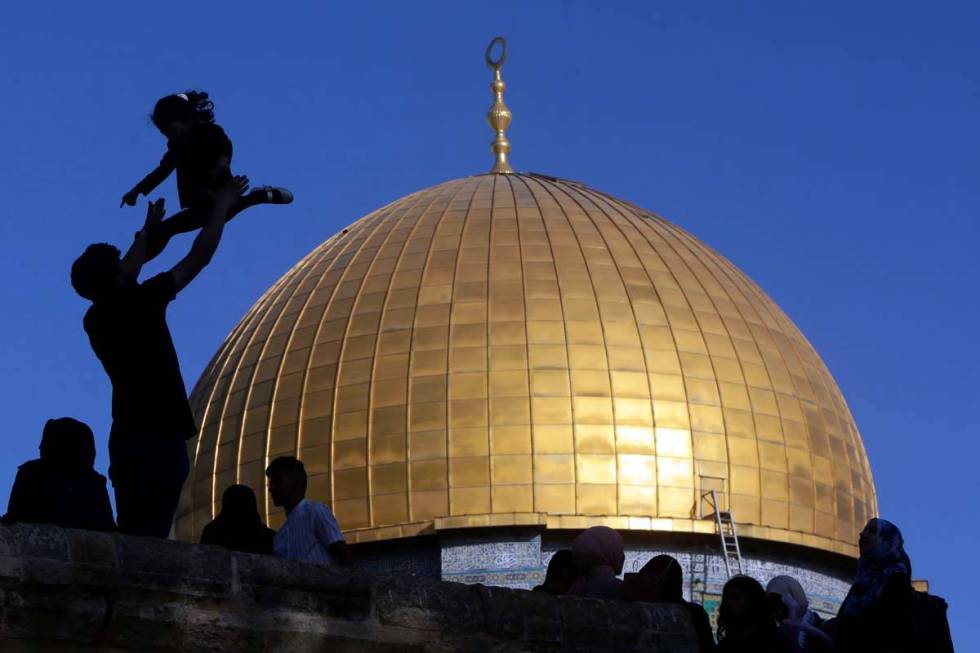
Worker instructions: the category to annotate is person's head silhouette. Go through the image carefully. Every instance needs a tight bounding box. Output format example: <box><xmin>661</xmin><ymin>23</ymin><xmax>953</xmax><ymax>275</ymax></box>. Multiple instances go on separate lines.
<box><xmin>572</xmin><ymin>525</ymin><xmax>625</xmax><ymax>575</ymax></box>
<box><xmin>718</xmin><ymin>575</ymin><xmax>774</xmax><ymax>639</ymax></box>
<box><xmin>2</xmin><ymin>417</ymin><xmax>115</xmax><ymax>532</ymax></box>
<box><xmin>151</xmin><ymin>91</ymin><xmax>214</xmax><ymax>139</ymax></box>
<box><xmin>39</xmin><ymin>417</ymin><xmax>96</xmax><ymax>472</ymax></box>
<box><xmin>265</xmin><ymin>456</ymin><xmax>307</xmax><ymax>512</ymax></box>
<box><xmin>639</xmin><ymin>554</ymin><xmax>684</xmax><ymax>603</ymax></box>
<box><xmin>70</xmin><ymin>243</ymin><xmax>129</xmax><ymax>301</ymax></box>
<box><xmin>200</xmin><ymin>484</ymin><xmax>274</xmax><ymax>555</ymax></box>
<box><xmin>218</xmin><ymin>484</ymin><xmax>261</xmax><ymax>525</ymax></box>
<box><xmin>535</xmin><ymin>549</ymin><xmax>578</xmax><ymax>595</ymax></box>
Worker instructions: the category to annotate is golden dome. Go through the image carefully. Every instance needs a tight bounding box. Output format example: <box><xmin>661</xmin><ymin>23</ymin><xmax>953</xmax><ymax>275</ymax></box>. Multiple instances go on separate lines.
<box><xmin>176</xmin><ymin>172</ymin><xmax>876</xmax><ymax>557</ymax></box>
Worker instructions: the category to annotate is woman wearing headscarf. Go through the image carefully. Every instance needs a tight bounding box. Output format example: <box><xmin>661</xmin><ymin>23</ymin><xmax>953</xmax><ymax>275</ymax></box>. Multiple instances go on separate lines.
<box><xmin>200</xmin><ymin>485</ymin><xmax>275</xmax><ymax>555</ymax></box>
<box><xmin>766</xmin><ymin>575</ymin><xmax>834</xmax><ymax>653</ymax></box>
<box><xmin>834</xmin><ymin>518</ymin><xmax>952</xmax><ymax>653</ymax></box>
<box><xmin>3</xmin><ymin>418</ymin><xmax>116</xmax><ymax>532</ymax></box>
<box><xmin>717</xmin><ymin>575</ymin><xmax>793</xmax><ymax>653</ymax></box>
<box><xmin>533</xmin><ymin>549</ymin><xmax>578</xmax><ymax>596</ymax></box>
<box><xmin>625</xmin><ymin>555</ymin><xmax>716</xmax><ymax>652</ymax></box>
<box><xmin>566</xmin><ymin>525</ymin><xmax>625</xmax><ymax>600</ymax></box>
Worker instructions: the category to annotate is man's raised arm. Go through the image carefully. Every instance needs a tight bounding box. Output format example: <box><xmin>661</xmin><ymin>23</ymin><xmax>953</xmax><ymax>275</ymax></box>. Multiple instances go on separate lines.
<box><xmin>119</xmin><ymin>198</ymin><xmax>165</xmax><ymax>279</ymax></box>
<box><xmin>170</xmin><ymin>175</ymin><xmax>249</xmax><ymax>293</ymax></box>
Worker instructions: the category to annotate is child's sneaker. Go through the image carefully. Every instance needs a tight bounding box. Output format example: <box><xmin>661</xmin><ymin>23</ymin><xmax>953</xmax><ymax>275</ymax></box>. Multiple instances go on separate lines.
<box><xmin>253</xmin><ymin>186</ymin><xmax>293</xmax><ymax>205</ymax></box>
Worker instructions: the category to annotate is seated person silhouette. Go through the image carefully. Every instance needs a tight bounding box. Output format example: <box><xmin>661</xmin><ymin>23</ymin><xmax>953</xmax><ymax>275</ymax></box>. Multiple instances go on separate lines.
<box><xmin>200</xmin><ymin>484</ymin><xmax>275</xmax><ymax>555</ymax></box>
<box><xmin>70</xmin><ymin>177</ymin><xmax>248</xmax><ymax>538</ymax></box>
<box><xmin>3</xmin><ymin>417</ymin><xmax>115</xmax><ymax>532</ymax></box>
<box><xmin>532</xmin><ymin>549</ymin><xmax>578</xmax><ymax>595</ymax></box>
<box><xmin>265</xmin><ymin>456</ymin><xmax>351</xmax><ymax>566</ymax></box>
<box><xmin>566</xmin><ymin>525</ymin><xmax>625</xmax><ymax>600</ymax></box>
<box><xmin>624</xmin><ymin>554</ymin><xmax>717</xmax><ymax>653</ymax></box>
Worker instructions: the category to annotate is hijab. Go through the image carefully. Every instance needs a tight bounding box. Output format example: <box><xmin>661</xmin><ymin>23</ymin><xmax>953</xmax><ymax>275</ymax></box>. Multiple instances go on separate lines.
<box><xmin>217</xmin><ymin>484</ymin><xmax>262</xmax><ymax>526</ymax></box>
<box><xmin>719</xmin><ymin>575</ymin><xmax>776</xmax><ymax>638</ymax></box>
<box><xmin>767</xmin><ymin>575</ymin><xmax>808</xmax><ymax>621</ymax></box>
<box><xmin>534</xmin><ymin>549</ymin><xmax>578</xmax><ymax>595</ymax></box>
<box><xmin>767</xmin><ymin>576</ymin><xmax>834</xmax><ymax>651</ymax></box>
<box><xmin>567</xmin><ymin>526</ymin><xmax>626</xmax><ymax>600</ymax></box>
<box><xmin>201</xmin><ymin>485</ymin><xmax>274</xmax><ymax>554</ymax></box>
<box><xmin>39</xmin><ymin>417</ymin><xmax>96</xmax><ymax>472</ymax></box>
<box><xmin>640</xmin><ymin>554</ymin><xmax>684</xmax><ymax>603</ymax></box>
<box><xmin>839</xmin><ymin>518</ymin><xmax>910</xmax><ymax>618</ymax></box>
<box><xmin>2</xmin><ymin>417</ymin><xmax>115</xmax><ymax>531</ymax></box>
<box><xmin>572</xmin><ymin>525</ymin><xmax>625</xmax><ymax>574</ymax></box>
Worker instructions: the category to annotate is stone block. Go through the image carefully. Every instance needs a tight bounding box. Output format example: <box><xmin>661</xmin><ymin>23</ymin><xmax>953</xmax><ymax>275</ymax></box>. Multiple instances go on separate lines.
<box><xmin>237</xmin><ymin>553</ymin><xmax>371</xmax><ymax>619</ymax></box>
<box><xmin>477</xmin><ymin>584</ymin><xmax>561</xmax><ymax>643</ymax></box>
<box><xmin>4</xmin><ymin>524</ymin><xmax>69</xmax><ymax>561</ymax></box>
<box><xmin>22</xmin><ymin>558</ymin><xmax>73</xmax><ymax>586</ymax></box>
<box><xmin>0</xmin><ymin>555</ymin><xmax>25</xmax><ymax>582</ymax></box>
<box><xmin>559</xmin><ymin>598</ymin><xmax>684</xmax><ymax>653</ymax></box>
<box><xmin>374</xmin><ymin>577</ymin><xmax>486</xmax><ymax>633</ymax></box>
<box><xmin>560</xmin><ymin>624</ymin><xmax>644</xmax><ymax>653</ymax></box>
<box><xmin>559</xmin><ymin>595</ymin><xmax>619</xmax><ymax>629</ymax></box>
<box><xmin>0</xmin><ymin>526</ymin><xmax>20</xmax><ymax>558</ymax></box>
<box><xmin>235</xmin><ymin>550</ymin><xmax>368</xmax><ymax>594</ymax></box>
<box><xmin>637</xmin><ymin>631</ymin><xmax>697</xmax><ymax>653</ymax></box>
<box><xmin>67</xmin><ymin>529</ymin><xmax>117</xmax><ymax>568</ymax></box>
<box><xmin>115</xmin><ymin>534</ymin><xmax>230</xmax><ymax>597</ymax></box>
<box><xmin>0</xmin><ymin>587</ymin><xmax>107</xmax><ymax>643</ymax></box>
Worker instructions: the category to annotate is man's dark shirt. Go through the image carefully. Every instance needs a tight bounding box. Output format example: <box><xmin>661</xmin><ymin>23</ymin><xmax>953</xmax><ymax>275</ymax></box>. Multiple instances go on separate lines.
<box><xmin>84</xmin><ymin>272</ymin><xmax>196</xmax><ymax>439</ymax></box>
<box><xmin>136</xmin><ymin>122</ymin><xmax>233</xmax><ymax>209</ymax></box>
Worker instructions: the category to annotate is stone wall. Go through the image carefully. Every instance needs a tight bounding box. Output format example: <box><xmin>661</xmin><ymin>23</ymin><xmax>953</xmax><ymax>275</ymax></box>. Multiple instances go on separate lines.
<box><xmin>0</xmin><ymin>524</ymin><xmax>696</xmax><ymax>652</ymax></box>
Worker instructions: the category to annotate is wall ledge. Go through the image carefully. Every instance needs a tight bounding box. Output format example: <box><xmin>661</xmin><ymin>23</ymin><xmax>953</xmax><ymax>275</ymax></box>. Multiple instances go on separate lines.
<box><xmin>0</xmin><ymin>523</ymin><xmax>697</xmax><ymax>652</ymax></box>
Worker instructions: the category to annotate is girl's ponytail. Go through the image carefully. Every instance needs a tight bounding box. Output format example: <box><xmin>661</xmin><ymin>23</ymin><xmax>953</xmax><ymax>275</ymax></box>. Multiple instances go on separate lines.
<box><xmin>183</xmin><ymin>91</ymin><xmax>215</xmax><ymax>122</ymax></box>
<box><xmin>151</xmin><ymin>89</ymin><xmax>215</xmax><ymax>131</ymax></box>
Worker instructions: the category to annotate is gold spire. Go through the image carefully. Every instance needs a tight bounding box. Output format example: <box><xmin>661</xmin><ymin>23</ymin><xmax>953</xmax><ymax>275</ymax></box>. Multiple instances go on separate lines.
<box><xmin>485</xmin><ymin>37</ymin><xmax>513</xmax><ymax>174</ymax></box>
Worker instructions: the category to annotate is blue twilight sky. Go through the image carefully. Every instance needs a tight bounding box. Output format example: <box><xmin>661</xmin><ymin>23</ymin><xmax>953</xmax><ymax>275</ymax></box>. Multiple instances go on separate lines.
<box><xmin>1</xmin><ymin>1</ymin><xmax>977</xmax><ymax>646</ymax></box>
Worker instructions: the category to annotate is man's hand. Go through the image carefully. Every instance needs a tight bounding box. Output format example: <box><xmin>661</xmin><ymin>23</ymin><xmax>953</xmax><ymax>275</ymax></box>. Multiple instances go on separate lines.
<box><xmin>119</xmin><ymin>198</ymin><xmax>164</xmax><ymax>279</ymax></box>
<box><xmin>120</xmin><ymin>187</ymin><xmax>140</xmax><ymax>208</ymax></box>
<box><xmin>143</xmin><ymin>198</ymin><xmax>165</xmax><ymax>231</ymax></box>
<box><xmin>213</xmin><ymin>175</ymin><xmax>249</xmax><ymax>211</ymax></box>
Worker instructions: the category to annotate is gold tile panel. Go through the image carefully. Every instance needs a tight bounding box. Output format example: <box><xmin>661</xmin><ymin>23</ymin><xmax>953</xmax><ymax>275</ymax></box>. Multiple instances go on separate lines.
<box><xmin>177</xmin><ymin>174</ymin><xmax>876</xmax><ymax>559</ymax></box>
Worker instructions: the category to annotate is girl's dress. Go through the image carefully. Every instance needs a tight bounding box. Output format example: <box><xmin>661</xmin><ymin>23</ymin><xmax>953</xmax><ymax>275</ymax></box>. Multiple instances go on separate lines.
<box><xmin>135</xmin><ymin>122</ymin><xmax>233</xmax><ymax>211</ymax></box>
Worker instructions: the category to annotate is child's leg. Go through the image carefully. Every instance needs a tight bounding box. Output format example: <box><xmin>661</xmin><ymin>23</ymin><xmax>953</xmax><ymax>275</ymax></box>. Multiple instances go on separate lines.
<box><xmin>145</xmin><ymin>206</ymin><xmax>208</xmax><ymax>262</ymax></box>
<box><xmin>145</xmin><ymin>188</ymin><xmax>291</xmax><ymax>261</ymax></box>
<box><xmin>199</xmin><ymin>188</ymin><xmax>291</xmax><ymax>224</ymax></box>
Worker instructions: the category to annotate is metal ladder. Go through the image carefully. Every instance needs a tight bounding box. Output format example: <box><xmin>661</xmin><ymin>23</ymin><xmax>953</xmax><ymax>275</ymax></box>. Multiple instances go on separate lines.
<box><xmin>703</xmin><ymin>489</ymin><xmax>744</xmax><ymax>578</ymax></box>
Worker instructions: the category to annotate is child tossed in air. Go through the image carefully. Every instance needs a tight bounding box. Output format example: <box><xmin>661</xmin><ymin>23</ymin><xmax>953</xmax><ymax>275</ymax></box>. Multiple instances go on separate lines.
<box><xmin>121</xmin><ymin>91</ymin><xmax>292</xmax><ymax>254</ymax></box>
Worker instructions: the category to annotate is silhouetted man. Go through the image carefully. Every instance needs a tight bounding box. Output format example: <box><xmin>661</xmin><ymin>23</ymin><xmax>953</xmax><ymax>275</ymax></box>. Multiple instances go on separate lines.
<box><xmin>70</xmin><ymin>176</ymin><xmax>248</xmax><ymax>537</ymax></box>
<box><xmin>265</xmin><ymin>456</ymin><xmax>351</xmax><ymax>565</ymax></box>
<box><xmin>3</xmin><ymin>417</ymin><xmax>115</xmax><ymax>532</ymax></box>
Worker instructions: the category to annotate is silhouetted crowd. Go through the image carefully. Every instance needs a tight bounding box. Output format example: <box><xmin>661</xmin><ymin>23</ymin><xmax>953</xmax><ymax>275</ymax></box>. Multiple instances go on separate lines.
<box><xmin>531</xmin><ymin>521</ymin><xmax>953</xmax><ymax>652</ymax></box>
<box><xmin>0</xmin><ymin>89</ymin><xmax>955</xmax><ymax>651</ymax></box>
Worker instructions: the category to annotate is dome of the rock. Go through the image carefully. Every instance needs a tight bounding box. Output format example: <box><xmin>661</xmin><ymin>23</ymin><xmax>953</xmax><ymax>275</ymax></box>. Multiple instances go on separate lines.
<box><xmin>175</xmin><ymin>171</ymin><xmax>876</xmax><ymax>559</ymax></box>
<box><xmin>175</xmin><ymin>39</ymin><xmax>878</xmax><ymax>614</ymax></box>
